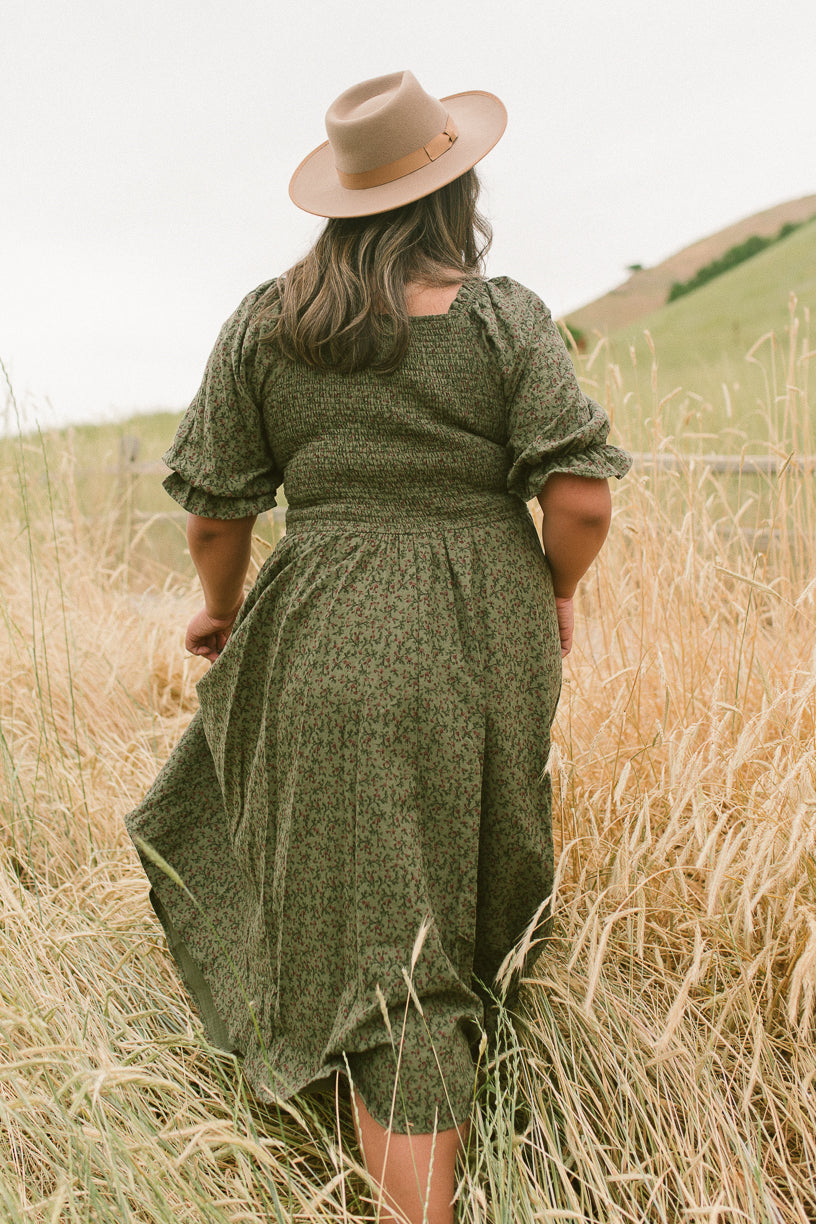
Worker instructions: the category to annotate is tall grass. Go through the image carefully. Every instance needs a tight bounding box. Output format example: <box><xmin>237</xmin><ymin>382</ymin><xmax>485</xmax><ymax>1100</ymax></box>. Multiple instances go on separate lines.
<box><xmin>2</xmin><ymin>309</ymin><xmax>815</xmax><ymax>1222</ymax></box>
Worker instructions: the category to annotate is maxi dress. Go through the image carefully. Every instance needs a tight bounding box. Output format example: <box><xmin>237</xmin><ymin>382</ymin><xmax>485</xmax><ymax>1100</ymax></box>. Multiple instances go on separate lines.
<box><xmin>125</xmin><ymin>275</ymin><xmax>631</xmax><ymax>1134</ymax></box>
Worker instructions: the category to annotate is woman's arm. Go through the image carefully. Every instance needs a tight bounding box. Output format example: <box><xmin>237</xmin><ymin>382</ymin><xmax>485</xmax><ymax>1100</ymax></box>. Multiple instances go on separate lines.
<box><xmin>185</xmin><ymin>514</ymin><xmax>257</xmax><ymax>661</ymax></box>
<box><xmin>537</xmin><ymin>473</ymin><xmax>611</xmax><ymax>657</ymax></box>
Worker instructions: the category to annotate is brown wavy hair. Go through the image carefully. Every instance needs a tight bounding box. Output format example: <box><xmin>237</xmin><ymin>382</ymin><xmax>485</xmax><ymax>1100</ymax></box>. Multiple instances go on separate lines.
<box><xmin>262</xmin><ymin>169</ymin><xmax>491</xmax><ymax>374</ymax></box>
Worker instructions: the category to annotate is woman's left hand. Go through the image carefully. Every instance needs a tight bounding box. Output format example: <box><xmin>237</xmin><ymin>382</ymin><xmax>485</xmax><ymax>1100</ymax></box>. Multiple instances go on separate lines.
<box><xmin>185</xmin><ymin>606</ymin><xmax>241</xmax><ymax>662</ymax></box>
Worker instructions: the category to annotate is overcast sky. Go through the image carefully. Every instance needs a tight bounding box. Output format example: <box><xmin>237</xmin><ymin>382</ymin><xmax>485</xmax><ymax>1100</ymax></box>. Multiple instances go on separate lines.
<box><xmin>2</xmin><ymin>0</ymin><xmax>814</xmax><ymax>431</ymax></box>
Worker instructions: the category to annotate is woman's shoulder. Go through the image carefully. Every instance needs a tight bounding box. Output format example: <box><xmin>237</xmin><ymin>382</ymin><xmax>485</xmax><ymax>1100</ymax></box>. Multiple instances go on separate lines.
<box><xmin>199</xmin><ymin>278</ymin><xmax>283</xmax><ymax>397</ymax></box>
<box><xmin>202</xmin><ymin>279</ymin><xmax>281</xmax><ymax>357</ymax></box>
<box><xmin>227</xmin><ymin>278</ymin><xmax>282</xmax><ymax>333</ymax></box>
<box><xmin>462</xmin><ymin>276</ymin><xmax>555</xmax><ymax>358</ymax></box>
<box><xmin>478</xmin><ymin>276</ymin><xmax>551</xmax><ymax>315</ymax></box>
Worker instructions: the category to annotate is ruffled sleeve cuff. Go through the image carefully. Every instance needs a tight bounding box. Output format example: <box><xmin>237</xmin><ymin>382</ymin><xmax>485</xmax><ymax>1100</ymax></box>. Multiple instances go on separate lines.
<box><xmin>162</xmin><ymin>463</ymin><xmax>280</xmax><ymax>520</ymax></box>
<box><xmin>507</xmin><ymin>401</ymin><xmax>633</xmax><ymax>502</ymax></box>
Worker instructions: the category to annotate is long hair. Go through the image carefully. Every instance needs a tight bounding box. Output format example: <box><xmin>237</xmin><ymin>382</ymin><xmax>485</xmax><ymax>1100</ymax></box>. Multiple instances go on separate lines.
<box><xmin>262</xmin><ymin>169</ymin><xmax>492</xmax><ymax>374</ymax></box>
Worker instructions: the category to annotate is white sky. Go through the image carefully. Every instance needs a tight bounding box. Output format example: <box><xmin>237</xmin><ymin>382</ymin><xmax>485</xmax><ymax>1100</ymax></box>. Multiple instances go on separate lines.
<box><xmin>2</xmin><ymin>0</ymin><xmax>814</xmax><ymax>431</ymax></box>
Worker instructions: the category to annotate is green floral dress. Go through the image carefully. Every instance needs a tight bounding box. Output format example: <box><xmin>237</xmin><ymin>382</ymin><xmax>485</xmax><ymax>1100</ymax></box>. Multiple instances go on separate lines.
<box><xmin>125</xmin><ymin>276</ymin><xmax>630</xmax><ymax>1134</ymax></box>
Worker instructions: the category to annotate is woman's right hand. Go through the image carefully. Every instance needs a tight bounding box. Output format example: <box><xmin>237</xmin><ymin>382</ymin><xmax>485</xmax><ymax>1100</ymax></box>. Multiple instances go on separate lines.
<box><xmin>554</xmin><ymin>596</ymin><xmax>574</xmax><ymax>657</ymax></box>
<box><xmin>185</xmin><ymin>606</ymin><xmax>241</xmax><ymax>663</ymax></box>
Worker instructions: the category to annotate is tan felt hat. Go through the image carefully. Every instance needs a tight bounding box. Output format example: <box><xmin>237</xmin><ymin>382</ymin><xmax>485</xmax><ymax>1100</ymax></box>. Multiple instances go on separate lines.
<box><xmin>289</xmin><ymin>70</ymin><xmax>507</xmax><ymax>218</ymax></box>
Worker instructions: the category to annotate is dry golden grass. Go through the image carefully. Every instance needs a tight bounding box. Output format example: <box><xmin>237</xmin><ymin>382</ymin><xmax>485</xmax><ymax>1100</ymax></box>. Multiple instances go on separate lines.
<box><xmin>2</xmin><ymin>314</ymin><xmax>815</xmax><ymax>1221</ymax></box>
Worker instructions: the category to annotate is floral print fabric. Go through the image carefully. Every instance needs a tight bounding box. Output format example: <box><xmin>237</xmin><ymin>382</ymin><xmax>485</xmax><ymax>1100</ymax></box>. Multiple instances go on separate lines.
<box><xmin>125</xmin><ymin>276</ymin><xmax>630</xmax><ymax>1133</ymax></box>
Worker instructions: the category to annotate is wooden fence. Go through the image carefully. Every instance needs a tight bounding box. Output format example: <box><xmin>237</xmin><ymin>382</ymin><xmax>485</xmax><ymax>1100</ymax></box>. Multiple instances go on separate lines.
<box><xmin>92</xmin><ymin>437</ymin><xmax>813</xmax><ymax>567</ymax></box>
<box><xmin>117</xmin><ymin>437</ymin><xmax>816</xmax><ymax>477</ymax></box>
<box><xmin>114</xmin><ymin>436</ymin><xmax>816</xmax><ymax>522</ymax></box>
<box><xmin>113</xmin><ymin>438</ymin><xmax>816</xmax><ymax>504</ymax></box>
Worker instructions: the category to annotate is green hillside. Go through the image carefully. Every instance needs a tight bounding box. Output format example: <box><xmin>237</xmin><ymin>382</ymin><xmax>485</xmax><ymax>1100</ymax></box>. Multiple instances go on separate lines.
<box><xmin>564</xmin><ymin>193</ymin><xmax>816</xmax><ymax>335</ymax></box>
<box><xmin>597</xmin><ymin>218</ymin><xmax>816</xmax><ymax>449</ymax></box>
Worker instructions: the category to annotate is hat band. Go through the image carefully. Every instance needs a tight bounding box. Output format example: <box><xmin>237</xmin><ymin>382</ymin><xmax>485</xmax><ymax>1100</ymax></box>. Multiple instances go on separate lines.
<box><xmin>336</xmin><ymin>116</ymin><xmax>458</xmax><ymax>191</ymax></box>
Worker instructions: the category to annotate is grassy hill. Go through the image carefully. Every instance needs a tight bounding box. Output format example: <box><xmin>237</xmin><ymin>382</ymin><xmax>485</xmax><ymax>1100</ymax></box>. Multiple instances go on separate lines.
<box><xmin>565</xmin><ymin>192</ymin><xmax>816</xmax><ymax>335</ymax></box>
<box><xmin>577</xmin><ymin>216</ymin><xmax>816</xmax><ymax>451</ymax></box>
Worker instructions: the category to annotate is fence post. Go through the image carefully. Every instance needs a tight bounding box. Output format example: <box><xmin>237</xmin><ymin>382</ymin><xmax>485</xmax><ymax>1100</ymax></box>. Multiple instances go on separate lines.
<box><xmin>117</xmin><ymin>435</ymin><xmax>141</xmax><ymax>576</ymax></box>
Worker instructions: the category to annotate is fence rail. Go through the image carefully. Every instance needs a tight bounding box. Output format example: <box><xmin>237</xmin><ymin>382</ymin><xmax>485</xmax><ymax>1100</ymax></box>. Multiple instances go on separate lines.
<box><xmin>628</xmin><ymin>452</ymin><xmax>816</xmax><ymax>474</ymax></box>
<box><xmin>113</xmin><ymin>441</ymin><xmax>816</xmax><ymax>481</ymax></box>
<box><xmin>108</xmin><ymin>436</ymin><xmax>816</xmax><ymax>533</ymax></box>
<box><xmin>88</xmin><ymin>438</ymin><xmax>816</xmax><ymax>558</ymax></box>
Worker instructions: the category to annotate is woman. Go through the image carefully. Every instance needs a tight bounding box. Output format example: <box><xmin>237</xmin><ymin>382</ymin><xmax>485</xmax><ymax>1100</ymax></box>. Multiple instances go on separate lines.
<box><xmin>126</xmin><ymin>70</ymin><xmax>631</xmax><ymax>1224</ymax></box>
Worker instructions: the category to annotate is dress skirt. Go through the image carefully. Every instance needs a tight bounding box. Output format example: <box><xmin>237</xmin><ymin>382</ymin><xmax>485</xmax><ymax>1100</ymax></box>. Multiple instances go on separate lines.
<box><xmin>125</xmin><ymin>499</ymin><xmax>562</xmax><ymax>1133</ymax></box>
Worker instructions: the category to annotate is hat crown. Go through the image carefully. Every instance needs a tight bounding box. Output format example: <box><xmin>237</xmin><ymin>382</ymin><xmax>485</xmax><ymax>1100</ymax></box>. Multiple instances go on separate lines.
<box><xmin>325</xmin><ymin>70</ymin><xmax>449</xmax><ymax>175</ymax></box>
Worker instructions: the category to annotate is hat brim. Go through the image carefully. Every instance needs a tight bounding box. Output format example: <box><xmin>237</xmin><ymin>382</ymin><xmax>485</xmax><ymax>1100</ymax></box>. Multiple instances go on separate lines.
<box><xmin>289</xmin><ymin>90</ymin><xmax>507</xmax><ymax>219</ymax></box>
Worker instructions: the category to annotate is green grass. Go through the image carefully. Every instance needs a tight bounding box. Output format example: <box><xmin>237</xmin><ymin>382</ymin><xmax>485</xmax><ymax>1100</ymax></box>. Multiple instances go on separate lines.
<box><xmin>1</xmin><ymin>409</ymin><xmax>286</xmax><ymax>580</ymax></box>
<box><xmin>52</xmin><ymin>410</ymin><xmax>183</xmax><ymax>463</ymax></box>
<box><xmin>593</xmin><ymin>219</ymin><xmax>816</xmax><ymax>448</ymax></box>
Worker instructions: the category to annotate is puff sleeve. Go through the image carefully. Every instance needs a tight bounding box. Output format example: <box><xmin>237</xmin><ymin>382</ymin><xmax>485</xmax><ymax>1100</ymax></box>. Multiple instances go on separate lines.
<box><xmin>162</xmin><ymin>282</ymin><xmax>283</xmax><ymax>519</ymax></box>
<box><xmin>505</xmin><ymin>290</ymin><xmax>632</xmax><ymax>501</ymax></box>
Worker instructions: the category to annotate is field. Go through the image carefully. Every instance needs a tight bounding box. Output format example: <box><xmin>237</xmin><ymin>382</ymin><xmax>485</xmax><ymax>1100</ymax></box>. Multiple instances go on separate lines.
<box><xmin>564</xmin><ymin>193</ymin><xmax>816</xmax><ymax>335</ymax></box>
<box><xmin>2</xmin><ymin>301</ymin><xmax>816</xmax><ymax>1222</ymax></box>
<box><xmin>600</xmin><ymin>218</ymin><xmax>816</xmax><ymax>442</ymax></box>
